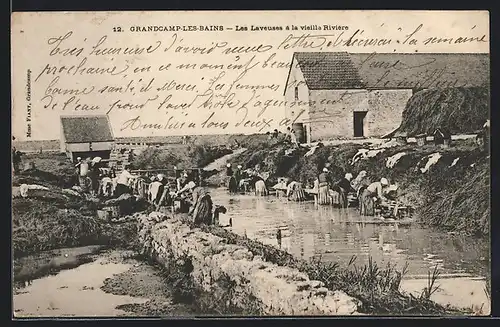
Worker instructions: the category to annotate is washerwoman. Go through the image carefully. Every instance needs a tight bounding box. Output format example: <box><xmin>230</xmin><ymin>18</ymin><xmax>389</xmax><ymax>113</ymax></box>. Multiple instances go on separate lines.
<box><xmin>177</xmin><ymin>181</ymin><xmax>213</xmax><ymax>225</ymax></box>
<box><xmin>317</xmin><ymin>167</ymin><xmax>331</xmax><ymax>205</ymax></box>
<box><xmin>359</xmin><ymin>178</ymin><xmax>389</xmax><ymax>216</ymax></box>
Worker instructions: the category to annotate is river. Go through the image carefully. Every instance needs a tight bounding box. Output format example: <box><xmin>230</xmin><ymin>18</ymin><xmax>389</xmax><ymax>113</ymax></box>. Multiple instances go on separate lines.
<box><xmin>13</xmin><ymin>188</ymin><xmax>490</xmax><ymax>316</ymax></box>
<box><xmin>13</xmin><ymin>249</ymin><xmax>197</xmax><ymax>317</ymax></box>
<box><xmin>209</xmin><ymin>187</ymin><xmax>491</xmax><ymax>313</ymax></box>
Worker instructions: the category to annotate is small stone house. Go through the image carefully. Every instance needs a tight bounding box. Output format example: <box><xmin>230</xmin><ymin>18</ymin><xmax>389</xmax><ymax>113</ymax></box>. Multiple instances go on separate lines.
<box><xmin>60</xmin><ymin>115</ymin><xmax>115</xmax><ymax>162</ymax></box>
<box><xmin>283</xmin><ymin>52</ymin><xmax>489</xmax><ymax>143</ymax></box>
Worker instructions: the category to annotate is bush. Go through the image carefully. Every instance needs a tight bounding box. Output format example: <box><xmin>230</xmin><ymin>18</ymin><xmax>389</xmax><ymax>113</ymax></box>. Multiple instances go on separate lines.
<box><xmin>12</xmin><ymin>196</ymin><xmax>138</xmax><ymax>258</ymax></box>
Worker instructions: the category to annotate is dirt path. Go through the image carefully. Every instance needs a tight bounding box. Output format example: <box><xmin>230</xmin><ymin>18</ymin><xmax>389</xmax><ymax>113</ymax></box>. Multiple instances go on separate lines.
<box><xmin>203</xmin><ymin>148</ymin><xmax>247</xmax><ymax>171</ymax></box>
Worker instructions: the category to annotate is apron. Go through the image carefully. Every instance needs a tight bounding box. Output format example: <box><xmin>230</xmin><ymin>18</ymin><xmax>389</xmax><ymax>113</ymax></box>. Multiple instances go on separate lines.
<box><xmin>318</xmin><ymin>182</ymin><xmax>330</xmax><ymax>205</ymax></box>
<box><xmin>255</xmin><ymin>180</ymin><xmax>268</xmax><ymax>196</ymax></box>
<box><xmin>359</xmin><ymin>188</ymin><xmax>375</xmax><ymax>216</ymax></box>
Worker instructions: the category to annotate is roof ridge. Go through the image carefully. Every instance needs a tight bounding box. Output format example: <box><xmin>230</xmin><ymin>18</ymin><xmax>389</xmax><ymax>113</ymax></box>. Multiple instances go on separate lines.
<box><xmin>290</xmin><ymin>52</ymin><xmax>489</xmax><ymax>90</ymax></box>
<box><xmin>60</xmin><ymin>114</ymin><xmax>109</xmax><ymax>119</ymax></box>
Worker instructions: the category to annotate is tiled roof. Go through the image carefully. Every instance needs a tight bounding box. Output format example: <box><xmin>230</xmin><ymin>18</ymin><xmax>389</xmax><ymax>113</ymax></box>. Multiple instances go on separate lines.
<box><xmin>294</xmin><ymin>52</ymin><xmax>365</xmax><ymax>89</ymax></box>
<box><xmin>61</xmin><ymin>115</ymin><xmax>114</xmax><ymax>143</ymax></box>
<box><xmin>293</xmin><ymin>52</ymin><xmax>490</xmax><ymax>90</ymax></box>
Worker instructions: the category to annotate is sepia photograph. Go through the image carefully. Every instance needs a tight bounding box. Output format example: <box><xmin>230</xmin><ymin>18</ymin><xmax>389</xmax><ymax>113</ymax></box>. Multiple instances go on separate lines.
<box><xmin>10</xmin><ymin>10</ymin><xmax>490</xmax><ymax>317</ymax></box>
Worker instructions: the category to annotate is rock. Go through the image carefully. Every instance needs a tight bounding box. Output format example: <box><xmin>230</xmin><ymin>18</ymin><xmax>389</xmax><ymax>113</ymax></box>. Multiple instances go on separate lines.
<box><xmin>296</xmin><ymin>282</ymin><xmax>311</xmax><ymax>291</ymax></box>
<box><xmin>19</xmin><ymin>184</ymin><xmax>50</xmax><ymax>198</ymax></box>
<box><xmin>148</xmin><ymin>212</ymin><xmax>166</xmax><ymax>222</ymax></box>
<box><xmin>309</xmin><ymin>280</ymin><xmax>324</xmax><ymax>289</ymax></box>
<box><xmin>136</xmin><ymin>213</ymin><xmax>360</xmax><ymax>315</ymax></box>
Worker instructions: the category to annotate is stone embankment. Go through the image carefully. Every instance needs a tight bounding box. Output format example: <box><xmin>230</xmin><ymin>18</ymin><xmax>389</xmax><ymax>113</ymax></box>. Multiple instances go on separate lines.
<box><xmin>137</xmin><ymin>212</ymin><xmax>360</xmax><ymax>315</ymax></box>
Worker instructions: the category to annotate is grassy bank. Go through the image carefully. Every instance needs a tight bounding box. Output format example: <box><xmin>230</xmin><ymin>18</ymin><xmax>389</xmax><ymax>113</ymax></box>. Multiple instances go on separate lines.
<box><xmin>12</xmin><ymin>195</ymin><xmax>139</xmax><ymax>258</ymax></box>
<box><xmin>12</xmin><ymin>153</ymin><xmax>141</xmax><ymax>258</ymax></box>
<box><xmin>131</xmin><ymin>144</ymin><xmax>232</xmax><ymax>170</ymax></box>
<box><xmin>222</xmin><ymin>135</ymin><xmax>489</xmax><ymax>237</ymax></box>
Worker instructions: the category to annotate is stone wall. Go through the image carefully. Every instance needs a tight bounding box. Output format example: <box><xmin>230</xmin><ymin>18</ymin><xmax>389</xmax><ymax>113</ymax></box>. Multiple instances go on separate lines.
<box><xmin>137</xmin><ymin>212</ymin><xmax>360</xmax><ymax>315</ymax></box>
<box><xmin>307</xmin><ymin>89</ymin><xmax>412</xmax><ymax>141</ymax></box>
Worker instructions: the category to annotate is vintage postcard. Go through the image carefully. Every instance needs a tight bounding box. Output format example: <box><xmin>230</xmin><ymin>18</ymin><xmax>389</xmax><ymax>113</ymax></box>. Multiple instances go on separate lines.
<box><xmin>11</xmin><ymin>10</ymin><xmax>490</xmax><ymax>317</ymax></box>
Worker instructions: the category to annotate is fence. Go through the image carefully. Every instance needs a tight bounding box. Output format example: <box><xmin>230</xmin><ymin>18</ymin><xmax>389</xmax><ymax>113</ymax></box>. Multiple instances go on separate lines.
<box><xmin>130</xmin><ymin>168</ymin><xmax>204</xmax><ymax>186</ymax></box>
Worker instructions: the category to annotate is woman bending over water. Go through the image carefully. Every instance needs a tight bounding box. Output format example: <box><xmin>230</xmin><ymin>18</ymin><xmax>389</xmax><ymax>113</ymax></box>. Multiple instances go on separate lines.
<box><xmin>177</xmin><ymin>181</ymin><xmax>213</xmax><ymax>225</ymax></box>
<box><xmin>359</xmin><ymin>178</ymin><xmax>389</xmax><ymax>216</ymax></box>
<box><xmin>333</xmin><ymin>173</ymin><xmax>356</xmax><ymax>208</ymax></box>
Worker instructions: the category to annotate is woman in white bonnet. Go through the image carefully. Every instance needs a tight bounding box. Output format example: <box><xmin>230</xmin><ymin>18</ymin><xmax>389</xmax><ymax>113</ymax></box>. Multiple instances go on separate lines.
<box><xmin>359</xmin><ymin>177</ymin><xmax>389</xmax><ymax>216</ymax></box>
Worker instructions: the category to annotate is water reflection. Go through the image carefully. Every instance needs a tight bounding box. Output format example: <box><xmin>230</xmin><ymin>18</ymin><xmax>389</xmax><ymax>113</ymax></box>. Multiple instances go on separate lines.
<box><xmin>211</xmin><ymin>188</ymin><xmax>489</xmax><ymax>279</ymax></box>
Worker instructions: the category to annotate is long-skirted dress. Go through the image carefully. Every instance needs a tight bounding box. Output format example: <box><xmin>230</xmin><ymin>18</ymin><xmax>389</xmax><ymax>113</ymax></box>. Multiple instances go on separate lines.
<box><xmin>191</xmin><ymin>187</ymin><xmax>213</xmax><ymax>225</ymax></box>
<box><xmin>228</xmin><ymin>176</ymin><xmax>238</xmax><ymax>193</ymax></box>
<box><xmin>359</xmin><ymin>182</ymin><xmax>384</xmax><ymax>216</ymax></box>
<box><xmin>317</xmin><ymin>173</ymin><xmax>331</xmax><ymax>205</ymax></box>
<box><xmin>287</xmin><ymin>182</ymin><xmax>305</xmax><ymax>201</ymax></box>
<box><xmin>330</xmin><ymin>189</ymin><xmax>341</xmax><ymax>206</ymax></box>
<box><xmin>359</xmin><ymin>188</ymin><xmax>375</xmax><ymax>216</ymax></box>
<box><xmin>255</xmin><ymin>179</ymin><xmax>268</xmax><ymax>196</ymax></box>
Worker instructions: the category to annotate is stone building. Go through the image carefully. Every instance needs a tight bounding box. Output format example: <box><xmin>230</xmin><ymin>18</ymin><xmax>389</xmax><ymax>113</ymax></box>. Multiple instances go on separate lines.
<box><xmin>60</xmin><ymin>115</ymin><xmax>115</xmax><ymax>162</ymax></box>
<box><xmin>283</xmin><ymin>52</ymin><xmax>489</xmax><ymax>143</ymax></box>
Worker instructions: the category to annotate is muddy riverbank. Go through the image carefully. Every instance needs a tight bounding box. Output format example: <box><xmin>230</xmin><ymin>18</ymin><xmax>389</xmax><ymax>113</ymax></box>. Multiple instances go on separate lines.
<box><xmin>13</xmin><ymin>249</ymin><xmax>197</xmax><ymax>317</ymax></box>
<box><xmin>13</xmin><ymin>210</ymin><xmax>484</xmax><ymax>317</ymax></box>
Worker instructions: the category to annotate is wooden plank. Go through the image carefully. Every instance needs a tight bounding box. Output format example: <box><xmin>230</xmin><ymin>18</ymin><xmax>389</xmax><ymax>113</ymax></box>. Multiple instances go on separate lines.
<box><xmin>343</xmin><ymin>219</ymin><xmax>414</xmax><ymax>226</ymax></box>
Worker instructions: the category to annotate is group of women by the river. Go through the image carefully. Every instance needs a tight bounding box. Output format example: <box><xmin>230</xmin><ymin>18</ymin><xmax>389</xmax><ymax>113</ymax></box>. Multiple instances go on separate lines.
<box><xmin>73</xmin><ymin>160</ymin><xmax>226</xmax><ymax>227</ymax></box>
<box><xmin>224</xmin><ymin>162</ymin><xmax>401</xmax><ymax>218</ymax></box>
<box><xmin>74</xmin><ymin>154</ymin><xmax>401</xmax><ymax>226</ymax></box>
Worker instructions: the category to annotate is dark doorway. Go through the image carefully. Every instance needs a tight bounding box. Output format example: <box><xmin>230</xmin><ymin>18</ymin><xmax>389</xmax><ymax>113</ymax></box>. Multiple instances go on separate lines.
<box><xmin>353</xmin><ymin>112</ymin><xmax>367</xmax><ymax>137</ymax></box>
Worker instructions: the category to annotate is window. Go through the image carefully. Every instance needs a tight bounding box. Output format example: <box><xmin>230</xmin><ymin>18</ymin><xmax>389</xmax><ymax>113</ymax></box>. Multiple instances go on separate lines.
<box><xmin>295</xmin><ymin>86</ymin><xmax>299</xmax><ymax>101</ymax></box>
